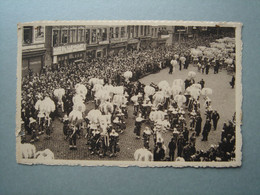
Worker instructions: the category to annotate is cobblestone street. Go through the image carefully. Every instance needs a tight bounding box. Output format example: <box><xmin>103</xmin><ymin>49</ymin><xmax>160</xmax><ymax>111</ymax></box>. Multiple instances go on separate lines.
<box><xmin>27</xmin><ymin>65</ymin><xmax>235</xmax><ymax>161</ymax></box>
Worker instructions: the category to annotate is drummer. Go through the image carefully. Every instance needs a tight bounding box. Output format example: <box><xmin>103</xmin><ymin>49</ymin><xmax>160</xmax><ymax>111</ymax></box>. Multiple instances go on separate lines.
<box><xmin>68</xmin><ymin>123</ymin><xmax>78</xmax><ymax>150</ymax></box>
<box><xmin>109</xmin><ymin>129</ymin><xmax>119</xmax><ymax>157</ymax></box>
<box><xmin>121</xmin><ymin>100</ymin><xmax>128</xmax><ymax>119</ymax></box>
<box><xmin>189</xmin><ymin>109</ymin><xmax>197</xmax><ymax>129</ymax></box>
<box><xmin>170</xmin><ymin>106</ymin><xmax>178</xmax><ymax>129</ymax></box>
<box><xmin>134</xmin><ymin>113</ymin><xmax>144</xmax><ymax>139</ymax></box>
<box><xmin>141</xmin><ymin>96</ymin><xmax>152</xmax><ymax>119</ymax></box>
<box><xmin>178</xmin><ymin>115</ymin><xmax>186</xmax><ymax>130</ymax></box>
<box><xmin>143</xmin><ymin>127</ymin><xmax>152</xmax><ymax>150</ymax></box>
<box><xmin>90</xmin><ymin>127</ymin><xmax>101</xmax><ymax>155</ymax></box>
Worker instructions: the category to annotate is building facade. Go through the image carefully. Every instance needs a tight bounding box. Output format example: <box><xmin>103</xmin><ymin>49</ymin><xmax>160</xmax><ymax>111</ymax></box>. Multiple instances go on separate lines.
<box><xmin>21</xmin><ymin>24</ymin><xmax>171</xmax><ymax>77</ymax></box>
<box><xmin>22</xmin><ymin>25</ymin><xmax>46</xmax><ymax>76</ymax></box>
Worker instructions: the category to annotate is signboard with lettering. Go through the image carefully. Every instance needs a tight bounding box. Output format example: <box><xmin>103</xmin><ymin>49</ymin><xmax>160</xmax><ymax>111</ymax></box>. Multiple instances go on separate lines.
<box><xmin>53</xmin><ymin>43</ymin><xmax>86</xmax><ymax>55</ymax></box>
<box><xmin>128</xmin><ymin>39</ymin><xmax>139</xmax><ymax>44</ymax></box>
<box><xmin>161</xmin><ymin>35</ymin><xmax>170</xmax><ymax>39</ymax></box>
<box><xmin>99</xmin><ymin>40</ymin><xmax>109</xmax><ymax>45</ymax></box>
<box><xmin>110</xmin><ymin>42</ymin><xmax>127</xmax><ymax>48</ymax></box>
<box><xmin>22</xmin><ymin>43</ymin><xmax>45</xmax><ymax>51</ymax></box>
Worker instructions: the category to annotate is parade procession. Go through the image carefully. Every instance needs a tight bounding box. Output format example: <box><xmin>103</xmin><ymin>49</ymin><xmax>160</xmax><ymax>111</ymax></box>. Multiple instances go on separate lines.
<box><xmin>17</xmin><ymin>22</ymin><xmax>238</xmax><ymax>164</ymax></box>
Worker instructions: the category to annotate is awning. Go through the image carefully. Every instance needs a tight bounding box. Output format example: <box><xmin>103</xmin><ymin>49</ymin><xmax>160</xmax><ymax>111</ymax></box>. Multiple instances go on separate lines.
<box><xmin>22</xmin><ymin>49</ymin><xmax>46</xmax><ymax>58</ymax></box>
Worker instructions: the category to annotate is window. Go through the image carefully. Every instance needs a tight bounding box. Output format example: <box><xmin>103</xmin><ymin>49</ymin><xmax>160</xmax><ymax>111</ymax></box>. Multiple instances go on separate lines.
<box><xmin>102</xmin><ymin>28</ymin><xmax>107</xmax><ymax>41</ymax></box>
<box><xmin>110</xmin><ymin>27</ymin><xmax>114</xmax><ymax>38</ymax></box>
<box><xmin>127</xmin><ymin>26</ymin><xmax>130</xmax><ymax>38</ymax></box>
<box><xmin>131</xmin><ymin>26</ymin><xmax>134</xmax><ymax>38</ymax></box>
<box><xmin>78</xmin><ymin>29</ymin><xmax>84</xmax><ymax>42</ymax></box>
<box><xmin>23</xmin><ymin>26</ymin><xmax>33</xmax><ymax>44</ymax></box>
<box><xmin>155</xmin><ymin>28</ymin><xmax>157</xmax><ymax>37</ymax></box>
<box><xmin>97</xmin><ymin>28</ymin><xmax>101</xmax><ymax>41</ymax></box>
<box><xmin>141</xmin><ymin>26</ymin><xmax>143</xmax><ymax>36</ymax></box>
<box><xmin>61</xmin><ymin>30</ymin><xmax>68</xmax><ymax>44</ymax></box>
<box><xmin>92</xmin><ymin>29</ymin><xmax>96</xmax><ymax>42</ymax></box>
<box><xmin>151</xmin><ymin>28</ymin><xmax>154</xmax><ymax>37</ymax></box>
<box><xmin>86</xmin><ymin>29</ymin><xmax>90</xmax><ymax>44</ymax></box>
<box><xmin>121</xmin><ymin>27</ymin><xmax>125</xmax><ymax>38</ymax></box>
<box><xmin>148</xmin><ymin>26</ymin><xmax>150</xmax><ymax>35</ymax></box>
<box><xmin>53</xmin><ymin>30</ymin><xmax>59</xmax><ymax>46</ymax></box>
<box><xmin>115</xmin><ymin>27</ymin><xmax>119</xmax><ymax>38</ymax></box>
<box><xmin>70</xmin><ymin>29</ymin><xmax>76</xmax><ymax>43</ymax></box>
<box><xmin>135</xmin><ymin>26</ymin><xmax>139</xmax><ymax>37</ymax></box>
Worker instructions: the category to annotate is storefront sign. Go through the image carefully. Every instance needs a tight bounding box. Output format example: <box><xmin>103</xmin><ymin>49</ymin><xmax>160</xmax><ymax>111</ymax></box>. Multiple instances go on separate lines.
<box><xmin>110</xmin><ymin>37</ymin><xmax>128</xmax><ymax>43</ymax></box>
<box><xmin>99</xmin><ymin>40</ymin><xmax>109</xmax><ymax>45</ymax></box>
<box><xmin>161</xmin><ymin>34</ymin><xmax>170</xmax><ymax>39</ymax></box>
<box><xmin>128</xmin><ymin>39</ymin><xmax>139</xmax><ymax>44</ymax></box>
<box><xmin>110</xmin><ymin>42</ymin><xmax>127</xmax><ymax>48</ymax></box>
<box><xmin>23</xmin><ymin>43</ymin><xmax>45</xmax><ymax>51</ymax></box>
<box><xmin>53</xmin><ymin>43</ymin><xmax>86</xmax><ymax>55</ymax></box>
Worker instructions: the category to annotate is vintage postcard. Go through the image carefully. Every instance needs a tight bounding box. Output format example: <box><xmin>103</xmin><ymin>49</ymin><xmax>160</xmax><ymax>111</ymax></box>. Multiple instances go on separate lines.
<box><xmin>16</xmin><ymin>20</ymin><xmax>242</xmax><ymax>167</ymax></box>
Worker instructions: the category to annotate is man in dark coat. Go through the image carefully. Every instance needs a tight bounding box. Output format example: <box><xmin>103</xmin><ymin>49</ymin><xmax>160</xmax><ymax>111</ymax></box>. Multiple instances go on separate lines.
<box><xmin>184</xmin><ymin>54</ymin><xmax>190</xmax><ymax>69</ymax></box>
<box><xmin>205</xmin><ymin>61</ymin><xmax>210</xmax><ymax>75</ymax></box>
<box><xmin>168</xmin><ymin>60</ymin><xmax>173</xmax><ymax>74</ymax></box>
<box><xmin>184</xmin><ymin>79</ymin><xmax>191</xmax><ymax>90</ymax></box>
<box><xmin>168</xmin><ymin>138</ymin><xmax>176</xmax><ymax>161</ymax></box>
<box><xmin>183</xmin><ymin>127</ymin><xmax>189</xmax><ymax>143</ymax></box>
<box><xmin>183</xmin><ymin>143</ymin><xmax>196</xmax><ymax>161</ymax></box>
<box><xmin>177</xmin><ymin>134</ymin><xmax>185</xmax><ymax>157</ymax></box>
<box><xmin>154</xmin><ymin>142</ymin><xmax>165</xmax><ymax>161</ymax></box>
<box><xmin>179</xmin><ymin>61</ymin><xmax>182</xmax><ymax>71</ymax></box>
<box><xmin>215</xmin><ymin>60</ymin><xmax>220</xmax><ymax>74</ymax></box>
<box><xmin>202</xmin><ymin>119</ymin><xmax>211</xmax><ymax>141</ymax></box>
<box><xmin>195</xmin><ymin>113</ymin><xmax>202</xmax><ymax>136</ymax></box>
<box><xmin>199</xmin><ymin>79</ymin><xmax>205</xmax><ymax>89</ymax></box>
<box><xmin>230</xmin><ymin>76</ymin><xmax>235</xmax><ymax>88</ymax></box>
<box><xmin>211</xmin><ymin>110</ymin><xmax>220</xmax><ymax>130</ymax></box>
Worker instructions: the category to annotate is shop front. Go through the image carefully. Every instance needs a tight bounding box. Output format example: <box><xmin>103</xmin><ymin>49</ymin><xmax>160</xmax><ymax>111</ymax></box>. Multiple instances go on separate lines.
<box><xmin>22</xmin><ymin>49</ymin><xmax>45</xmax><ymax>77</ymax></box>
<box><xmin>96</xmin><ymin>47</ymin><xmax>107</xmax><ymax>58</ymax></box>
<box><xmin>149</xmin><ymin>37</ymin><xmax>159</xmax><ymax>48</ymax></box>
<box><xmin>140</xmin><ymin>37</ymin><xmax>152</xmax><ymax>49</ymax></box>
<box><xmin>86</xmin><ymin>49</ymin><xmax>96</xmax><ymax>62</ymax></box>
<box><xmin>96</xmin><ymin>45</ymin><xmax>108</xmax><ymax>58</ymax></box>
<box><xmin>109</xmin><ymin>42</ymin><xmax>127</xmax><ymax>56</ymax></box>
<box><xmin>52</xmin><ymin>43</ymin><xmax>86</xmax><ymax>66</ymax></box>
<box><xmin>127</xmin><ymin>39</ymin><xmax>140</xmax><ymax>51</ymax></box>
<box><xmin>157</xmin><ymin>38</ymin><xmax>167</xmax><ymax>46</ymax></box>
<box><xmin>85</xmin><ymin>44</ymin><xmax>108</xmax><ymax>61</ymax></box>
<box><xmin>55</xmin><ymin>51</ymin><xmax>85</xmax><ymax>67</ymax></box>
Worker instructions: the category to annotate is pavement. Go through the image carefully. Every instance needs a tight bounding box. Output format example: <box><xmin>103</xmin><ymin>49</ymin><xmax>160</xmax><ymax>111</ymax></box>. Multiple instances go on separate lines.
<box><xmin>27</xmin><ymin>64</ymin><xmax>235</xmax><ymax>161</ymax></box>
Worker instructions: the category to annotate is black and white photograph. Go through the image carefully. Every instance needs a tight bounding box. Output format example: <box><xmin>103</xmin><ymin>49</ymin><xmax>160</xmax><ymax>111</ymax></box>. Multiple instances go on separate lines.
<box><xmin>16</xmin><ymin>21</ymin><xmax>242</xmax><ymax>167</ymax></box>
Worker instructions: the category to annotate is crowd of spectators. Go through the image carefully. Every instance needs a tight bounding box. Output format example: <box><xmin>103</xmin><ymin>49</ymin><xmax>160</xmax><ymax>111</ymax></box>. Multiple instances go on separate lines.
<box><xmin>21</xmin><ymin>33</ymin><xmax>236</xmax><ymax>162</ymax></box>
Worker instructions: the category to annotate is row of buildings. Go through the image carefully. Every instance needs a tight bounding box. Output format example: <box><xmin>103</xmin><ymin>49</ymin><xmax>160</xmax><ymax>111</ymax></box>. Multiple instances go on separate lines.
<box><xmin>22</xmin><ymin>24</ymin><xmax>172</xmax><ymax>76</ymax></box>
<box><xmin>21</xmin><ymin>23</ymin><xmax>233</xmax><ymax>77</ymax></box>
